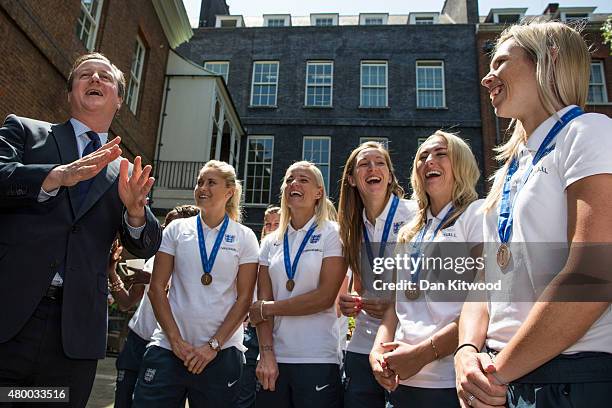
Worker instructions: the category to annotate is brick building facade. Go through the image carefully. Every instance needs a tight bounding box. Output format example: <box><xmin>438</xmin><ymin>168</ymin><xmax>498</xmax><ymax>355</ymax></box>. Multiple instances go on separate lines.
<box><xmin>0</xmin><ymin>0</ymin><xmax>191</xmax><ymax>162</ymax></box>
<box><xmin>180</xmin><ymin>0</ymin><xmax>484</xmax><ymax>230</ymax></box>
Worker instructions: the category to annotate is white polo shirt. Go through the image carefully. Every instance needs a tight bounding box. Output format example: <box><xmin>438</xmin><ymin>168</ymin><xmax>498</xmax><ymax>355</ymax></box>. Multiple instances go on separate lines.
<box><xmin>347</xmin><ymin>196</ymin><xmax>418</xmax><ymax>355</ymax></box>
<box><xmin>150</xmin><ymin>215</ymin><xmax>259</xmax><ymax>352</ymax></box>
<box><xmin>259</xmin><ymin>217</ymin><xmax>344</xmax><ymax>364</ymax></box>
<box><xmin>128</xmin><ymin>256</ymin><xmax>158</xmax><ymax>341</ymax></box>
<box><xmin>395</xmin><ymin>199</ymin><xmax>484</xmax><ymax>388</ymax></box>
<box><xmin>485</xmin><ymin>106</ymin><xmax>612</xmax><ymax>354</ymax></box>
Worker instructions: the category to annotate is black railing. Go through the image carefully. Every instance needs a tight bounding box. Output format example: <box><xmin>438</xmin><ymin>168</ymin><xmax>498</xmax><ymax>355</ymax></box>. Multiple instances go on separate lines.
<box><xmin>154</xmin><ymin>160</ymin><xmax>205</xmax><ymax>190</ymax></box>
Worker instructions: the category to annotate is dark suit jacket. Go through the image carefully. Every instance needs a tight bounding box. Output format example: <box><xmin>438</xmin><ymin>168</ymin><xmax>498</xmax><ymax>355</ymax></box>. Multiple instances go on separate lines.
<box><xmin>0</xmin><ymin>114</ymin><xmax>162</xmax><ymax>359</ymax></box>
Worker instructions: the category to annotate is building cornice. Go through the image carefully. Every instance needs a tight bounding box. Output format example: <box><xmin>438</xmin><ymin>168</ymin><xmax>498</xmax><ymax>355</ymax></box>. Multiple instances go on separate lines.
<box><xmin>152</xmin><ymin>0</ymin><xmax>193</xmax><ymax>49</ymax></box>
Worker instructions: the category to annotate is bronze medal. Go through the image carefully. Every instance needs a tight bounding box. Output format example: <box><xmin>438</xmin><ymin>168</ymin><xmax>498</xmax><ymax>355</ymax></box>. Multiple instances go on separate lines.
<box><xmin>405</xmin><ymin>288</ymin><xmax>421</xmax><ymax>300</ymax></box>
<box><xmin>496</xmin><ymin>244</ymin><xmax>511</xmax><ymax>269</ymax></box>
<box><xmin>286</xmin><ymin>279</ymin><xmax>295</xmax><ymax>291</ymax></box>
<box><xmin>201</xmin><ymin>273</ymin><xmax>213</xmax><ymax>286</ymax></box>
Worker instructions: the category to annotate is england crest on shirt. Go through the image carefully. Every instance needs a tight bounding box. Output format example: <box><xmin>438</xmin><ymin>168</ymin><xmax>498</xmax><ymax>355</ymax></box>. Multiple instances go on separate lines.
<box><xmin>310</xmin><ymin>234</ymin><xmax>321</xmax><ymax>244</ymax></box>
<box><xmin>393</xmin><ymin>221</ymin><xmax>404</xmax><ymax>234</ymax></box>
<box><xmin>225</xmin><ymin>234</ymin><xmax>235</xmax><ymax>243</ymax></box>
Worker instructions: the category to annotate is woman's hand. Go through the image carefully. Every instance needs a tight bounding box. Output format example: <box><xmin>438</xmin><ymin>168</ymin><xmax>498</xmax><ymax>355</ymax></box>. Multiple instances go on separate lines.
<box><xmin>369</xmin><ymin>343</ymin><xmax>399</xmax><ymax>392</ymax></box>
<box><xmin>360</xmin><ymin>297</ymin><xmax>390</xmax><ymax>319</ymax></box>
<box><xmin>338</xmin><ymin>294</ymin><xmax>362</xmax><ymax>317</ymax></box>
<box><xmin>454</xmin><ymin>348</ymin><xmax>507</xmax><ymax>407</ymax></box>
<box><xmin>169</xmin><ymin>336</ymin><xmax>195</xmax><ymax>362</ymax></box>
<box><xmin>381</xmin><ymin>341</ymin><xmax>430</xmax><ymax>381</ymax></box>
<box><xmin>249</xmin><ymin>300</ymin><xmax>269</xmax><ymax>325</ymax></box>
<box><xmin>256</xmin><ymin>349</ymin><xmax>279</xmax><ymax>391</ymax></box>
<box><xmin>184</xmin><ymin>344</ymin><xmax>218</xmax><ymax>374</ymax></box>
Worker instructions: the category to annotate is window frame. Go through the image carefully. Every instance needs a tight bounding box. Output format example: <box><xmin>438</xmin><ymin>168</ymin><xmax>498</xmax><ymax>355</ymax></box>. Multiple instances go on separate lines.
<box><xmin>243</xmin><ymin>135</ymin><xmax>274</xmax><ymax>206</ymax></box>
<box><xmin>408</xmin><ymin>13</ymin><xmax>439</xmax><ymax>25</ymax></box>
<box><xmin>264</xmin><ymin>14</ymin><xmax>291</xmax><ymax>27</ymax></box>
<box><xmin>359</xmin><ymin>137</ymin><xmax>389</xmax><ymax>149</ymax></box>
<box><xmin>360</xmin><ymin>61</ymin><xmax>389</xmax><ymax>108</ymax></box>
<box><xmin>250</xmin><ymin>61</ymin><xmax>280</xmax><ymax>107</ymax></box>
<box><xmin>359</xmin><ymin>13</ymin><xmax>388</xmax><ymax>25</ymax></box>
<box><xmin>126</xmin><ymin>36</ymin><xmax>146</xmax><ymax>114</ymax></box>
<box><xmin>415</xmin><ymin>60</ymin><xmax>446</xmax><ymax>109</ymax></box>
<box><xmin>304</xmin><ymin>61</ymin><xmax>334</xmax><ymax>108</ymax></box>
<box><xmin>204</xmin><ymin>61</ymin><xmax>230</xmax><ymax>83</ymax></box>
<box><xmin>588</xmin><ymin>60</ymin><xmax>608</xmax><ymax>105</ymax></box>
<box><xmin>77</xmin><ymin>0</ymin><xmax>104</xmax><ymax>51</ymax></box>
<box><xmin>215</xmin><ymin>15</ymin><xmax>244</xmax><ymax>28</ymax></box>
<box><xmin>302</xmin><ymin>136</ymin><xmax>331</xmax><ymax>192</ymax></box>
<box><xmin>310</xmin><ymin>14</ymin><xmax>339</xmax><ymax>26</ymax></box>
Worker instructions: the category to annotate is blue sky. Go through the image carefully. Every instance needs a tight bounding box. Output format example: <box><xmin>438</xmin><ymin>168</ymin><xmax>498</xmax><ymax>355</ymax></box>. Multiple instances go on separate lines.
<box><xmin>183</xmin><ymin>0</ymin><xmax>611</xmax><ymax>27</ymax></box>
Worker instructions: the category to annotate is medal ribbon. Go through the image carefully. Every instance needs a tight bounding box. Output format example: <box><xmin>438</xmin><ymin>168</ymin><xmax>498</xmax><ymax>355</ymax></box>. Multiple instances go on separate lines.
<box><xmin>196</xmin><ymin>214</ymin><xmax>229</xmax><ymax>275</ymax></box>
<box><xmin>497</xmin><ymin>106</ymin><xmax>584</xmax><ymax>244</ymax></box>
<box><xmin>283</xmin><ymin>222</ymin><xmax>318</xmax><ymax>283</ymax></box>
<box><xmin>409</xmin><ymin>205</ymin><xmax>455</xmax><ymax>281</ymax></box>
<box><xmin>363</xmin><ymin>195</ymin><xmax>400</xmax><ymax>269</ymax></box>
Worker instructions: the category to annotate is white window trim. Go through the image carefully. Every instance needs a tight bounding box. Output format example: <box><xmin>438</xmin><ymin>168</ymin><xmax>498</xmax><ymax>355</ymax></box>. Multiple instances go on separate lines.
<box><xmin>304</xmin><ymin>61</ymin><xmax>334</xmax><ymax>107</ymax></box>
<box><xmin>126</xmin><ymin>36</ymin><xmax>146</xmax><ymax>114</ymax></box>
<box><xmin>408</xmin><ymin>12</ymin><xmax>439</xmax><ymax>25</ymax></box>
<box><xmin>302</xmin><ymin>136</ymin><xmax>331</xmax><ymax>191</ymax></box>
<box><xmin>359</xmin><ymin>13</ymin><xmax>388</xmax><ymax>25</ymax></box>
<box><xmin>359</xmin><ymin>137</ymin><xmax>389</xmax><ymax>149</ymax></box>
<box><xmin>250</xmin><ymin>61</ymin><xmax>280</xmax><ymax>107</ymax></box>
<box><xmin>493</xmin><ymin>13</ymin><xmax>523</xmax><ymax>23</ymax></box>
<box><xmin>360</xmin><ymin>61</ymin><xmax>389</xmax><ymax>108</ymax></box>
<box><xmin>488</xmin><ymin>8</ymin><xmax>527</xmax><ymax>24</ymax></box>
<box><xmin>588</xmin><ymin>61</ymin><xmax>609</xmax><ymax>105</ymax></box>
<box><xmin>244</xmin><ymin>135</ymin><xmax>274</xmax><ymax>206</ymax></box>
<box><xmin>215</xmin><ymin>15</ymin><xmax>244</xmax><ymax>28</ymax></box>
<box><xmin>78</xmin><ymin>0</ymin><xmax>104</xmax><ymax>51</ymax></box>
<box><xmin>310</xmin><ymin>13</ymin><xmax>339</xmax><ymax>26</ymax></box>
<box><xmin>204</xmin><ymin>61</ymin><xmax>230</xmax><ymax>83</ymax></box>
<box><xmin>264</xmin><ymin>14</ymin><xmax>291</xmax><ymax>27</ymax></box>
<box><xmin>416</xmin><ymin>60</ymin><xmax>446</xmax><ymax>109</ymax></box>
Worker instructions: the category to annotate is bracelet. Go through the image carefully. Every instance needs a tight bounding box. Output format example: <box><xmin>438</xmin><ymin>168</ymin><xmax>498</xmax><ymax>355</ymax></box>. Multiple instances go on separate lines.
<box><xmin>259</xmin><ymin>300</ymin><xmax>268</xmax><ymax>322</ymax></box>
<box><xmin>490</xmin><ymin>371</ymin><xmax>510</xmax><ymax>386</ymax></box>
<box><xmin>453</xmin><ymin>343</ymin><xmax>480</xmax><ymax>357</ymax></box>
<box><xmin>429</xmin><ymin>337</ymin><xmax>440</xmax><ymax>360</ymax></box>
<box><xmin>108</xmin><ymin>279</ymin><xmax>124</xmax><ymax>292</ymax></box>
<box><xmin>260</xmin><ymin>344</ymin><xmax>274</xmax><ymax>352</ymax></box>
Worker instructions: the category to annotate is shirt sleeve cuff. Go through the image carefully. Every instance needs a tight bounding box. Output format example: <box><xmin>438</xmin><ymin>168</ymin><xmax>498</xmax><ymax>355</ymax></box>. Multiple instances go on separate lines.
<box><xmin>123</xmin><ymin>210</ymin><xmax>146</xmax><ymax>239</ymax></box>
<box><xmin>37</xmin><ymin>187</ymin><xmax>60</xmax><ymax>202</ymax></box>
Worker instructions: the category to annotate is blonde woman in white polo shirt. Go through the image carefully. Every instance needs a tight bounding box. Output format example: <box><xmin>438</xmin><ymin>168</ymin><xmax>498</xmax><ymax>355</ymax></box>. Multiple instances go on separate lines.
<box><xmin>132</xmin><ymin>160</ymin><xmax>259</xmax><ymax>408</ymax></box>
<box><xmin>249</xmin><ymin>161</ymin><xmax>346</xmax><ymax>408</ymax></box>
<box><xmin>370</xmin><ymin>131</ymin><xmax>482</xmax><ymax>407</ymax></box>
<box><xmin>336</xmin><ymin>141</ymin><xmax>417</xmax><ymax>408</ymax></box>
<box><xmin>455</xmin><ymin>21</ymin><xmax>612</xmax><ymax>408</ymax></box>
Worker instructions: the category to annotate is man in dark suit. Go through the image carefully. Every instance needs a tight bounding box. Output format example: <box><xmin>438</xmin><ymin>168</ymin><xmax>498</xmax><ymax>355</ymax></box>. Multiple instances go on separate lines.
<box><xmin>0</xmin><ymin>52</ymin><xmax>162</xmax><ymax>407</ymax></box>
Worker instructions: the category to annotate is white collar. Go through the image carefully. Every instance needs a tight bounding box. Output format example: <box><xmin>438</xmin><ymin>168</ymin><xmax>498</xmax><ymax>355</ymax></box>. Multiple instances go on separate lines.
<box><xmin>362</xmin><ymin>194</ymin><xmax>396</xmax><ymax>229</ymax></box>
<box><xmin>426</xmin><ymin>201</ymin><xmax>453</xmax><ymax>223</ymax></box>
<box><xmin>288</xmin><ymin>215</ymin><xmax>317</xmax><ymax>234</ymax></box>
<box><xmin>525</xmin><ymin>105</ymin><xmax>577</xmax><ymax>153</ymax></box>
<box><xmin>69</xmin><ymin>117</ymin><xmax>109</xmax><ymax>143</ymax></box>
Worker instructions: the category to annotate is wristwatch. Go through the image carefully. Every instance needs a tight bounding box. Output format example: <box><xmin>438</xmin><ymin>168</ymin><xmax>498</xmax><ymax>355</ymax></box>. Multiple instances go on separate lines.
<box><xmin>208</xmin><ymin>337</ymin><xmax>221</xmax><ymax>352</ymax></box>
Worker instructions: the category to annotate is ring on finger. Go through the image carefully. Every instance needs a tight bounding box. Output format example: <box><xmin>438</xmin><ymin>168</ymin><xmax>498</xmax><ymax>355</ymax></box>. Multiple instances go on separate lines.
<box><xmin>467</xmin><ymin>393</ymin><xmax>475</xmax><ymax>406</ymax></box>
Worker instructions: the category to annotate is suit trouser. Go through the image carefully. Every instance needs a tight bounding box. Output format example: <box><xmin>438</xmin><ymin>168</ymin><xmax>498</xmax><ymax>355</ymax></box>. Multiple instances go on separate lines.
<box><xmin>0</xmin><ymin>297</ymin><xmax>98</xmax><ymax>408</ymax></box>
<box><xmin>342</xmin><ymin>351</ymin><xmax>388</xmax><ymax>408</ymax></box>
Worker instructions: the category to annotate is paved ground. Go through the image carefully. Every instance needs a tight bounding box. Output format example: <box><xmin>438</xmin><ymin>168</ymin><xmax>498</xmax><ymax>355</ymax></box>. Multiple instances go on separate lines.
<box><xmin>87</xmin><ymin>356</ymin><xmax>117</xmax><ymax>408</ymax></box>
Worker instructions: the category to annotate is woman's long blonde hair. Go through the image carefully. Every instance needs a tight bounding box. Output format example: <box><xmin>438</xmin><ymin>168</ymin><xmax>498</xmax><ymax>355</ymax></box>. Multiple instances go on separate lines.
<box><xmin>337</xmin><ymin>142</ymin><xmax>404</xmax><ymax>282</ymax></box>
<box><xmin>483</xmin><ymin>21</ymin><xmax>590</xmax><ymax>212</ymax></box>
<box><xmin>276</xmin><ymin>161</ymin><xmax>336</xmax><ymax>238</ymax></box>
<box><xmin>198</xmin><ymin>160</ymin><xmax>243</xmax><ymax>222</ymax></box>
<box><xmin>398</xmin><ymin>131</ymin><xmax>479</xmax><ymax>243</ymax></box>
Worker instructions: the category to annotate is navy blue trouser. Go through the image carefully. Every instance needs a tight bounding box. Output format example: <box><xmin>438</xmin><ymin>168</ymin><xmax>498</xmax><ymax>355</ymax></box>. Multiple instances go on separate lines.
<box><xmin>0</xmin><ymin>297</ymin><xmax>97</xmax><ymax>408</ymax></box>
<box><xmin>132</xmin><ymin>345</ymin><xmax>243</xmax><ymax>408</ymax></box>
<box><xmin>343</xmin><ymin>351</ymin><xmax>388</xmax><ymax>408</ymax></box>
<box><xmin>235</xmin><ymin>324</ymin><xmax>258</xmax><ymax>408</ymax></box>
<box><xmin>505</xmin><ymin>352</ymin><xmax>612</xmax><ymax>408</ymax></box>
<box><xmin>256</xmin><ymin>363</ymin><xmax>342</xmax><ymax>408</ymax></box>
<box><xmin>389</xmin><ymin>385</ymin><xmax>459</xmax><ymax>407</ymax></box>
<box><xmin>114</xmin><ymin>329</ymin><xmax>149</xmax><ymax>408</ymax></box>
